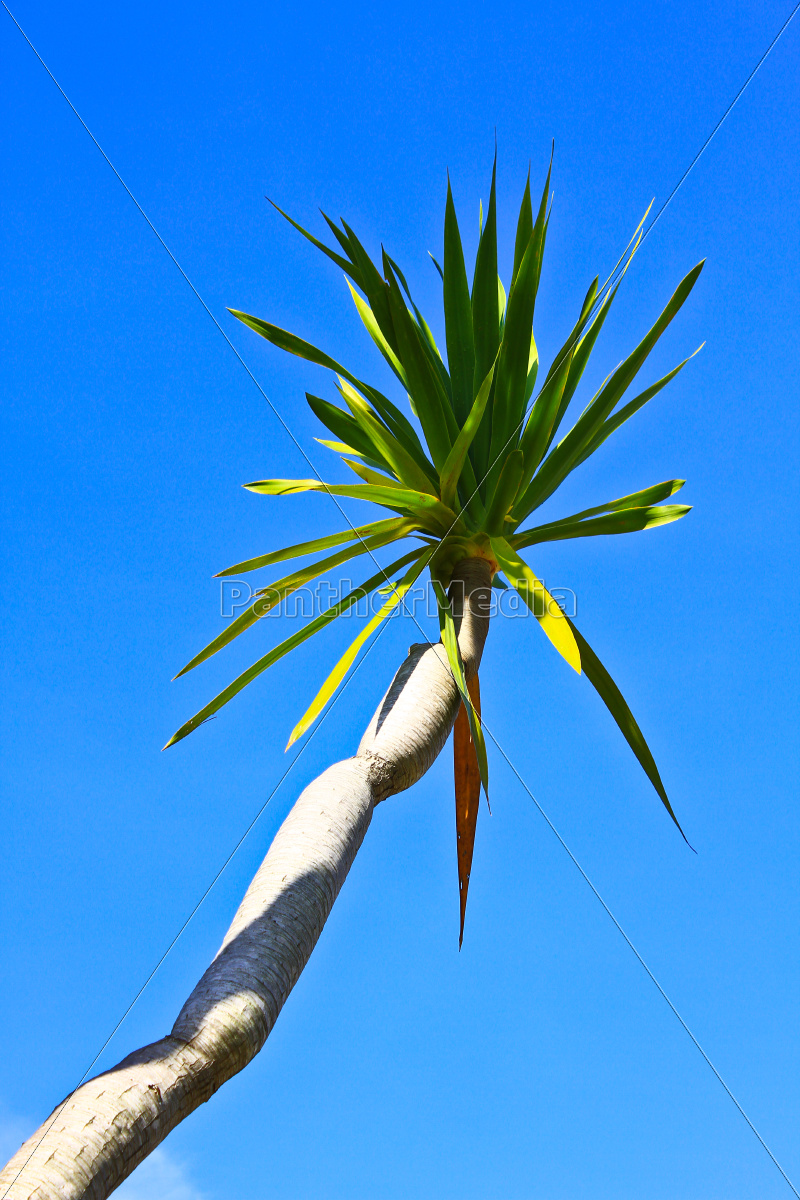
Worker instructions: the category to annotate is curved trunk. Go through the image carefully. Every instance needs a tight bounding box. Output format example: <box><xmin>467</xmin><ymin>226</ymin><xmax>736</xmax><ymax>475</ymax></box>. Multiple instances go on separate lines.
<box><xmin>1</xmin><ymin>558</ymin><xmax>493</xmax><ymax>1200</ymax></box>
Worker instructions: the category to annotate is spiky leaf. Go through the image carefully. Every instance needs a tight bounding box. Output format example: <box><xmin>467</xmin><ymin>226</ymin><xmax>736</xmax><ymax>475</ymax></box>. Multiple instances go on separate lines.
<box><xmin>216</xmin><ymin>516</ymin><xmax>416</xmax><ymax>577</ymax></box>
<box><xmin>287</xmin><ymin>549</ymin><xmax>434</xmax><ymax>746</ymax></box>
<box><xmin>565</xmin><ymin>616</ymin><xmax>688</xmax><ymax>840</ymax></box>
<box><xmin>443</xmin><ymin>178</ymin><xmax>476</xmax><ymax>426</ymax></box>
<box><xmin>165</xmin><ymin>548</ymin><xmax>425</xmax><ymax>748</ymax></box>
<box><xmin>491</xmin><ymin>538</ymin><xmax>581</xmax><ymax>673</ymax></box>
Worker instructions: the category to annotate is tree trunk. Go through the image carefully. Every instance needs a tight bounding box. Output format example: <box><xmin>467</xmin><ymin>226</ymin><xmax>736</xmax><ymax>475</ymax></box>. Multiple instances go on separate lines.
<box><xmin>1</xmin><ymin>557</ymin><xmax>492</xmax><ymax>1200</ymax></box>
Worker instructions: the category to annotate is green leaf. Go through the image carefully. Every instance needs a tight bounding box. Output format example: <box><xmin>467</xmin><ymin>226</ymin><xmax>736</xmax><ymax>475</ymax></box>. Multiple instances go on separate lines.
<box><xmin>231</xmin><ymin>309</ymin><xmax>356</xmax><ymax>377</ymax></box>
<box><xmin>470</xmin><ymin>157</ymin><xmax>500</xmax><ymax>482</ymax></box>
<box><xmin>597</xmin><ymin>200</ymin><xmax>652</xmax><ymax>295</ymax></box>
<box><xmin>429</xmin><ymin>252</ymin><xmax>444</xmax><ymax>280</ymax></box>
<box><xmin>305</xmin><ymin>393</ymin><xmax>392</xmax><ymax>470</ymax></box>
<box><xmin>287</xmin><ymin>548</ymin><xmax>435</xmax><ymax>746</ymax></box>
<box><xmin>175</xmin><ymin>522</ymin><xmax>418</xmax><ymax>678</ymax></box>
<box><xmin>568</xmin><ymin>261</ymin><xmax>702</xmax><ymax>451</ymax></box>
<box><xmin>417</xmin><ymin>310</ymin><xmax>451</xmax><ymax>380</ymax></box>
<box><xmin>342</xmin><ymin>458</ymin><xmax>412</xmax><ymax>489</ymax></box>
<box><xmin>485</xmin><ymin>157</ymin><xmax>552</xmax><ymax>491</ymax></box>
<box><xmin>382</xmin><ymin>249</ymin><xmax>449</xmax><ymax>377</ymax></box>
<box><xmin>244</xmin><ymin>477</ymin><xmax>462</xmax><ymax>536</ymax></box>
<box><xmin>497</xmin><ymin>275</ymin><xmax>507</xmax><ymax>323</ymax></box>
<box><xmin>517</xmin><ymin>343</ymin><xmax>574</xmax><ymax>485</ymax></box>
<box><xmin>346</xmin><ymin>281</ymin><xmax>408</xmax><ymax>389</ymax></box>
<box><xmin>383</xmin><ymin>251</ymin><xmax>454</xmax><ymax>411</ymax></box>
<box><xmin>490</xmin><ymin>537</ymin><xmax>581</xmax><ymax>673</ymax></box>
<box><xmin>523</xmin><ymin>332</ymin><xmax>539</xmax><ymax>405</ymax></box>
<box><xmin>233</xmin><ymin>307</ymin><xmax>433</xmax><ymax>480</ymax></box>
<box><xmin>381</xmin><ymin>250</ymin><xmax>413</xmax><ymax>302</ymax></box>
<box><xmin>338</xmin><ymin>219</ymin><xmax>398</xmax><ymax>351</ymax></box>
<box><xmin>318</xmin><ymin>210</ymin><xmax>361</xmax><ymax>262</ymax></box>
<box><xmin>541</xmin><ymin>275</ymin><xmax>605</xmax><ymax>454</ymax></box>
<box><xmin>514</xmin><ymin>261</ymin><xmax>705</xmax><ymax>519</ymax></box>
<box><xmin>215</xmin><ymin>516</ymin><xmax>414</xmax><ymax>576</ymax></box>
<box><xmin>384</xmin><ymin>263</ymin><xmax>454</xmax><ymax>472</ymax></box>
<box><xmin>516</xmin><ymin>478</ymin><xmax>685</xmax><ymax>534</ymax></box>
<box><xmin>235</xmin><ymin>308</ymin><xmax>420</xmax><ymax>455</ymax></box>
<box><xmin>432</xmin><ymin>580</ymin><xmax>489</xmax><ymax>798</ymax></box>
<box><xmin>529</xmin><ymin>151</ymin><xmax>552</xmax><ymax>301</ymax></box>
<box><xmin>534</xmin><ymin>205</ymin><xmax>646</xmax><ymax>424</ymax></box>
<box><xmin>164</xmin><ymin>548</ymin><xmax>425</xmax><ymax>748</ymax></box>
<box><xmin>267</xmin><ymin>199</ymin><xmax>358</xmax><ymax>281</ymax></box>
<box><xmin>578</xmin><ymin>275</ymin><xmax>600</xmax><ymax>321</ymax></box>
<box><xmin>573</xmin><ymin>347</ymin><xmax>704</xmax><ymax>470</ymax></box>
<box><xmin>336</xmin><ymin>376</ymin><xmax>437</xmax><ymax>494</ymax></box>
<box><xmin>518</xmin><ymin>272</ymin><xmax>605</xmax><ymax>488</ymax></box>
<box><xmin>484</xmin><ymin>449</ymin><xmax>524</xmax><ymax>536</ymax></box>
<box><xmin>443</xmin><ymin>177</ymin><xmax>476</xmax><ymax>427</ymax></box>
<box><xmin>564</xmin><ymin>616</ymin><xmax>688</xmax><ymax>840</ymax></box>
<box><xmin>362</xmin><ymin>389</ymin><xmax>438</xmax><ymax>483</ymax></box>
<box><xmin>314</xmin><ymin>438</ymin><xmax>388</xmax><ymax>474</ymax></box>
<box><xmin>439</xmin><ymin>357</ymin><xmax>498</xmax><ymax>512</ymax></box>
<box><xmin>511</xmin><ymin>168</ymin><xmax>533</xmax><ymax>284</ymax></box>
<box><xmin>513</xmin><ymin>504</ymin><xmax>691</xmax><ymax>547</ymax></box>
<box><xmin>488</xmin><ymin>221</ymin><xmax>547</xmax><ymax>474</ymax></box>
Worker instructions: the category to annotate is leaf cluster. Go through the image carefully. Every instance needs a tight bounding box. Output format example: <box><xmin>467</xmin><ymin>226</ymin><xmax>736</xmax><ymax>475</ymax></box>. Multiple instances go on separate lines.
<box><xmin>167</xmin><ymin>157</ymin><xmax>702</xmax><ymax>842</ymax></box>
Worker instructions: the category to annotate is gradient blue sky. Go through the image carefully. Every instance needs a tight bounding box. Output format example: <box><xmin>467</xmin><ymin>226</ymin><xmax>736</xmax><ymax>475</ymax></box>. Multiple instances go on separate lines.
<box><xmin>2</xmin><ymin>1</ymin><xmax>799</xmax><ymax>1197</ymax></box>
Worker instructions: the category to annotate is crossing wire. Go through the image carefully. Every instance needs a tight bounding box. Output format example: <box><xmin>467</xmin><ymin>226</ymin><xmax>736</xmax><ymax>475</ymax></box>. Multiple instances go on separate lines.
<box><xmin>2</xmin><ymin>2</ymin><xmax>799</xmax><ymax>1195</ymax></box>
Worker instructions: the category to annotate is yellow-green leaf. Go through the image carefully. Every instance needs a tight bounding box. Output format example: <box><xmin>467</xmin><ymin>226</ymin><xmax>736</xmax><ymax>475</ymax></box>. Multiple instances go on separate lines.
<box><xmin>164</xmin><ymin>548</ymin><xmax>425</xmax><ymax>749</ymax></box>
<box><xmin>287</xmin><ymin>548</ymin><xmax>435</xmax><ymax>746</ymax></box>
<box><xmin>215</xmin><ymin>517</ymin><xmax>410</xmax><ymax>577</ymax></box>
<box><xmin>243</xmin><ymin>477</ymin><xmax>461</xmax><ymax>535</ymax></box>
<box><xmin>564</xmin><ymin>615</ymin><xmax>689</xmax><ymax>841</ymax></box>
<box><xmin>491</xmin><ymin>537</ymin><xmax>581</xmax><ymax>673</ymax></box>
<box><xmin>346</xmin><ymin>280</ymin><xmax>408</xmax><ymax>388</ymax></box>
<box><xmin>513</xmin><ymin>504</ymin><xmax>691</xmax><ymax>548</ymax></box>
<box><xmin>439</xmin><ymin>356</ymin><xmax>497</xmax><ymax>512</ymax></box>
<box><xmin>176</xmin><ymin>521</ymin><xmax>418</xmax><ymax>677</ymax></box>
<box><xmin>336</xmin><ymin>376</ymin><xmax>436</xmax><ymax>494</ymax></box>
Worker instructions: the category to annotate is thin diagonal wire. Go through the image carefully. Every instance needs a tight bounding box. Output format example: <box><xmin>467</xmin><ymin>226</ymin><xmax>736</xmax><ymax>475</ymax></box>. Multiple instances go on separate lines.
<box><xmin>6</xmin><ymin>0</ymin><xmax>797</xmax><ymax>669</ymax></box>
<box><xmin>480</xmin><ymin>717</ymin><xmax>800</xmax><ymax>1199</ymax></box>
<box><xmin>640</xmin><ymin>0</ymin><xmax>800</xmax><ymax>248</ymax></box>
<box><xmin>454</xmin><ymin>0</ymin><xmax>800</xmax><ymax>525</ymax></box>
<box><xmin>4</xmin><ymin>3</ymin><xmax>799</xmax><ymax>1193</ymax></box>
<box><xmin>0</xmin><ymin>602</ymin><xmax>393</xmax><ymax>1200</ymax></box>
<box><xmin>5</xmin><ymin>0</ymin><xmax>798</xmax><ymax>646</ymax></box>
<box><xmin>0</xmin><ymin>0</ymin><xmax>431</xmax><ymax>631</ymax></box>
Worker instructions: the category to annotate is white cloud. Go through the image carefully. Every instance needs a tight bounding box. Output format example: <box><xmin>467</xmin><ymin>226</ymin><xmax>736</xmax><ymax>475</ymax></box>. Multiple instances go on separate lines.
<box><xmin>114</xmin><ymin>1147</ymin><xmax>205</xmax><ymax>1200</ymax></box>
<box><xmin>0</xmin><ymin>1107</ymin><xmax>203</xmax><ymax>1200</ymax></box>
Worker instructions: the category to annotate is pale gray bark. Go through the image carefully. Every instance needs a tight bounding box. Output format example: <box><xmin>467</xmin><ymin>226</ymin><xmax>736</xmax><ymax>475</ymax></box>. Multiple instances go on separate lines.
<box><xmin>1</xmin><ymin>558</ymin><xmax>492</xmax><ymax>1200</ymax></box>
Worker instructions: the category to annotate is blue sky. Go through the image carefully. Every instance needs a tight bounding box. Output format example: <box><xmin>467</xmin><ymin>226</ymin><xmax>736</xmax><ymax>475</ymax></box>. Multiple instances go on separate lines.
<box><xmin>2</xmin><ymin>1</ymin><xmax>798</xmax><ymax>1197</ymax></box>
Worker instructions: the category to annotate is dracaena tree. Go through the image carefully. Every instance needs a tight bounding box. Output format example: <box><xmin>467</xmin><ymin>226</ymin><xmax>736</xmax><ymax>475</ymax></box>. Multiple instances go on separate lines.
<box><xmin>1</xmin><ymin>156</ymin><xmax>702</xmax><ymax>1200</ymax></box>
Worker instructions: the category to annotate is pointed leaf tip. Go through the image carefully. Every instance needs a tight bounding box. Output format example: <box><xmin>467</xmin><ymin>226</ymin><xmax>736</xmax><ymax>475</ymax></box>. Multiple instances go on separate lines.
<box><xmin>565</xmin><ymin>616</ymin><xmax>692</xmax><ymax>845</ymax></box>
<box><xmin>454</xmin><ymin>673</ymin><xmax>482</xmax><ymax>946</ymax></box>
